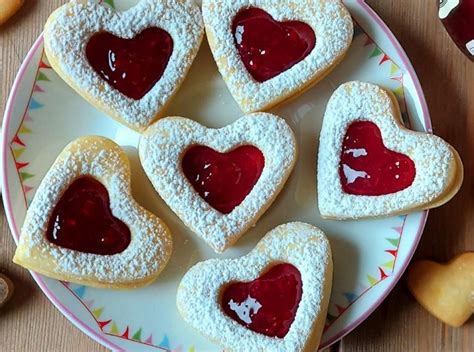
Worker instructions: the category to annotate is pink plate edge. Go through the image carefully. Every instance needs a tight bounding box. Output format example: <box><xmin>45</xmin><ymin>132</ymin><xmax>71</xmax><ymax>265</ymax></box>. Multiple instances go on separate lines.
<box><xmin>0</xmin><ymin>1</ymin><xmax>431</xmax><ymax>351</ymax></box>
<box><xmin>320</xmin><ymin>0</ymin><xmax>431</xmax><ymax>348</ymax></box>
<box><xmin>1</xmin><ymin>35</ymin><xmax>126</xmax><ymax>351</ymax></box>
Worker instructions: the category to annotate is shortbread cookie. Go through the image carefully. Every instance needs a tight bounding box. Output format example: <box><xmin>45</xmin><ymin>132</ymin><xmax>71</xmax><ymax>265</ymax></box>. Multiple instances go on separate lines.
<box><xmin>139</xmin><ymin>113</ymin><xmax>297</xmax><ymax>253</ymax></box>
<box><xmin>44</xmin><ymin>0</ymin><xmax>204</xmax><ymax>131</ymax></box>
<box><xmin>318</xmin><ymin>81</ymin><xmax>463</xmax><ymax>220</ymax></box>
<box><xmin>407</xmin><ymin>253</ymin><xmax>474</xmax><ymax>327</ymax></box>
<box><xmin>202</xmin><ymin>0</ymin><xmax>353</xmax><ymax>113</ymax></box>
<box><xmin>177</xmin><ymin>222</ymin><xmax>332</xmax><ymax>352</ymax></box>
<box><xmin>0</xmin><ymin>0</ymin><xmax>23</xmax><ymax>25</ymax></box>
<box><xmin>13</xmin><ymin>136</ymin><xmax>172</xmax><ymax>289</ymax></box>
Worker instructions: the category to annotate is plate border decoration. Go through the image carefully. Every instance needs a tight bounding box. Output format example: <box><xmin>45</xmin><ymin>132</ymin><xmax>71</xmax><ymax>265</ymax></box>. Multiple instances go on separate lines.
<box><xmin>1</xmin><ymin>1</ymin><xmax>431</xmax><ymax>350</ymax></box>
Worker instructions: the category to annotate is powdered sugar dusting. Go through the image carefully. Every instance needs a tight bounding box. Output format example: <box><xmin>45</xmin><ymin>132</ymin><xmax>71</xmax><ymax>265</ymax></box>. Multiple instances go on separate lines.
<box><xmin>44</xmin><ymin>0</ymin><xmax>204</xmax><ymax>131</ymax></box>
<box><xmin>318</xmin><ymin>81</ymin><xmax>458</xmax><ymax>219</ymax></box>
<box><xmin>202</xmin><ymin>0</ymin><xmax>353</xmax><ymax>112</ymax></box>
<box><xmin>139</xmin><ymin>113</ymin><xmax>297</xmax><ymax>253</ymax></box>
<box><xmin>15</xmin><ymin>136</ymin><xmax>172</xmax><ymax>286</ymax></box>
<box><xmin>177</xmin><ymin>222</ymin><xmax>332</xmax><ymax>351</ymax></box>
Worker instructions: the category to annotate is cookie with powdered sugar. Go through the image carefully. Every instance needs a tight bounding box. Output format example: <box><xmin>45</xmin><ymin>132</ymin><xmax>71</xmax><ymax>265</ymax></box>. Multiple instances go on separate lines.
<box><xmin>13</xmin><ymin>136</ymin><xmax>172</xmax><ymax>289</ymax></box>
<box><xmin>317</xmin><ymin>81</ymin><xmax>463</xmax><ymax>220</ymax></box>
<box><xmin>177</xmin><ymin>222</ymin><xmax>333</xmax><ymax>352</ymax></box>
<box><xmin>44</xmin><ymin>0</ymin><xmax>204</xmax><ymax>132</ymax></box>
<box><xmin>139</xmin><ymin>113</ymin><xmax>297</xmax><ymax>253</ymax></box>
<box><xmin>202</xmin><ymin>0</ymin><xmax>353</xmax><ymax>113</ymax></box>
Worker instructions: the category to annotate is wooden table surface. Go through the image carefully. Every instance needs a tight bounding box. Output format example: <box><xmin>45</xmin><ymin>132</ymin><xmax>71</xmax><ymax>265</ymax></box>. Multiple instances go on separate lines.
<box><xmin>1</xmin><ymin>1</ymin><xmax>473</xmax><ymax>351</ymax></box>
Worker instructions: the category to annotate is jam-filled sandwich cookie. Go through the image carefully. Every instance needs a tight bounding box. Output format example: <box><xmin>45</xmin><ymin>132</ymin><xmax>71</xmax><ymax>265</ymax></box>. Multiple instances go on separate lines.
<box><xmin>139</xmin><ymin>113</ymin><xmax>297</xmax><ymax>253</ymax></box>
<box><xmin>13</xmin><ymin>136</ymin><xmax>172</xmax><ymax>289</ymax></box>
<box><xmin>318</xmin><ymin>81</ymin><xmax>463</xmax><ymax>220</ymax></box>
<box><xmin>44</xmin><ymin>0</ymin><xmax>204</xmax><ymax>132</ymax></box>
<box><xmin>177</xmin><ymin>222</ymin><xmax>332</xmax><ymax>352</ymax></box>
<box><xmin>0</xmin><ymin>0</ymin><xmax>23</xmax><ymax>25</ymax></box>
<box><xmin>202</xmin><ymin>0</ymin><xmax>353</xmax><ymax>113</ymax></box>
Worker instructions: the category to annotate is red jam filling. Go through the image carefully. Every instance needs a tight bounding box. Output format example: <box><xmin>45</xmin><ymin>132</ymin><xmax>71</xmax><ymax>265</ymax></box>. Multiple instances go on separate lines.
<box><xmin>339</xmin><ymin>121</ymin><xmax>416</xmax><ymax>196</ymax></box>
<box><xmin>221</xmin><ymin>263</ymin><xmax>302</xmax><ymax>338</ymax></box>
<box><xmin>181</xmin><ymin>145</ymin><xmax>264</xmax><ymax>214</ymax></box>
<box><xmin>46</xmin><ymin>177</ymin><xmax>131</xmax><ymax>255</ymax></box>
<box><xmin>232</xmin><ymin>7</ymin><xmax>316</xmax><ymax>82</ymax></box>
<box><xmin>85</xmin><ymin>27</ymin><xmax>173</xmax><ymax>100</ymax></box>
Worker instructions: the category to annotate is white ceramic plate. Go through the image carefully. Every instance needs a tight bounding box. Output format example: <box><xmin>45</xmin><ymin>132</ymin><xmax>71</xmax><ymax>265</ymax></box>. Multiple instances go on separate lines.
<box><xmin>1</xmin><ymin>0</ymin><xmax>431</xmax><ymax>350</ymax></box>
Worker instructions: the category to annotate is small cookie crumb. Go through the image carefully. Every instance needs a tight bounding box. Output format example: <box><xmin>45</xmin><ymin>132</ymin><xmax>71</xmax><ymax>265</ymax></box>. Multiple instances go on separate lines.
<box><xmin>0</xmin><ymin>273</ymin><xmax>14</xmax><ymax>307</ymax></box>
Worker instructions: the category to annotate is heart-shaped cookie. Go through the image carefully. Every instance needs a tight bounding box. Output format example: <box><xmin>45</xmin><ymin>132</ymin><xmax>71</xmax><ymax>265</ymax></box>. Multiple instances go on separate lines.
<box><xmin>317</xmin><ymin>81</ymin><xmax>463</xmax><ymax>219</ymax></box>
<box><xmin>176</xmin><ymin>222</ymin><xmax>332</xmax><ymax>352</ymax></box>
<box><xmin>202</xmin><ymin>0</ymin><xmax>353</xmax><ymax>113</ymax></box>
<box><xmin>13</xmin><ymin>136</ymin><xmax>172</xmax><ymax>289</ymax></box>
<box><xmin>44</xmin><ymin>0</ymin><xmax>204</xmax><ymax>131</ymax></box>
<box><xmin>0</xmin><ymin>0</ymin><xmax>23</xmax><ymax>26</ymax></box>
<box><xmin>139</xmin><ymin>113</ymin><xmax>297</xmax><ymax>253</ymax></box>
<box><xmin>407</xmin><ymin>253</ymin><xmax>474</xmax><ymax>327</ymax></box>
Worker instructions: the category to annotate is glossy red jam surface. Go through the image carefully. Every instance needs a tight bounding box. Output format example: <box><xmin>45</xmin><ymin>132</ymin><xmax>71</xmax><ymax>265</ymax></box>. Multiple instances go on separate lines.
<box><xmin>439</xmin><ymin>0</ymin><xmax>474</xmax><ymax>60</ymax></box>
<box><xmin>339</xmin><ymin>121</ymin><xmax>416</xmax><ymax>196</ymax></box>
<box><xmin>86</xmin><ymin>27</ymin><xmax>173</xmax><ymax>100</ymax></box>
<box><xmin>46</xmin><ymin>177</ymin><xmax>131</xmax><ymax>255</ymax></box>
<box><xmin>221</xmin><ymin>263</ymin><xmax>302</xmax><ymax>338</ymax></box>
<box><xmin>232</xmin><ymin>7</ymin><xmax>316</xmax><ymax>82</ymax></box>
<box><xmin>181</xmin><ymin>145</ymin><xmax>264</xmax><ymax>214</ymax></box>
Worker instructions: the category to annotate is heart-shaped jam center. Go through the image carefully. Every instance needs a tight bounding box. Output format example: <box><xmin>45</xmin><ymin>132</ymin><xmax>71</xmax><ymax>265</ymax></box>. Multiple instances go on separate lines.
<box><xmin>221</xmin><ymin>263</ymin><xmax>302</xmax><ymax>338</ymax></box>
<box><xmin>86</xmin><ymin>27</ymin><xmax>173</xmax><ymax>100</ymax></box>
<box><xmin>339</xmin><ymin>121</ymin><xmax>416</xmax><ymax>195</ymax></box>
<box><xmin>232</xmin><ymin>7</ymin><xmax>316</xmax><ymax>82</ymax></box>
<box><xmin>182</xmin><ymin>145</ymin><xmax>264</xmax><ymax>214</ymax></box>
<box><xmin>46</xmin><ymin>177</ymin><xmax>131</xmax><ymax>255</ymax></box>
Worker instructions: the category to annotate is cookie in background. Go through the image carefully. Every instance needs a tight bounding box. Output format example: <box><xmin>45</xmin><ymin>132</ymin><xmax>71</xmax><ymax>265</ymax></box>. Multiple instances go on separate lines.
<box><xmin>0</xmin><ymin>0</ymin><xmax>23</xmax><ymax>25</ymax></box>
<box><xmin>407</xmin><ymin>252</ymin><xmax>474</xmax><ymax>327</ymax></box>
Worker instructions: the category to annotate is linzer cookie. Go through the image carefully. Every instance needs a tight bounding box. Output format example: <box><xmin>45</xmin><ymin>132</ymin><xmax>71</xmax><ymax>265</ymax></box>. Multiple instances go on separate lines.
<box><xmin>43</xmin><ymin>0</ymin><xmax>204</xmax><ymax>131</ymax></box>
<box><xmin>13</xmin><ymin>136</ymin><xmax>172</xmax><ymax>289</ymax></box>
<box><xmin>317</xmin><ymin>81</ymin><xmax>463</xmax><ymax>219</ymax></box>
<box><xmin>202</xmin><ymin>0</ymin><xmax>353</xmax><ymax>113</ymax></box>
<box><xmin>176</xmin><ymin>222</ymin><xmax>332</xmax><ymax>352</ymax></box>
<box><xmin>139</xmin><ymin>113</ymin><xmax>297</xmax><ymax>253</ymax></box>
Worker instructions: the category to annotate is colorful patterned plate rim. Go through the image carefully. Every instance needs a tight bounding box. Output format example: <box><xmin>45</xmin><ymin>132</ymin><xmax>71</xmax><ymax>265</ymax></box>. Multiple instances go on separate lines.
<box><xmin>1</xmin><ymin>1</ymin><xmax>431</xmax><ymax>351</ymax></box>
